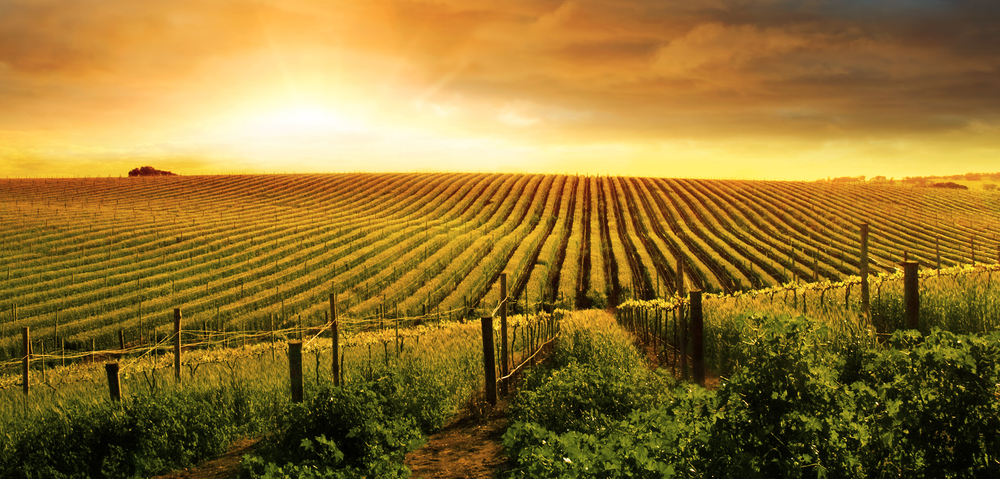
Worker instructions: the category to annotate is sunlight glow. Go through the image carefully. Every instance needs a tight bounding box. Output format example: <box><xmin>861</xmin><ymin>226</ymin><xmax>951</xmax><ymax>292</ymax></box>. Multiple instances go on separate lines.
<box><xmin>233</xmin><ymin>105</ymin><xmax>368</xmax><ymax>138</ymax></box>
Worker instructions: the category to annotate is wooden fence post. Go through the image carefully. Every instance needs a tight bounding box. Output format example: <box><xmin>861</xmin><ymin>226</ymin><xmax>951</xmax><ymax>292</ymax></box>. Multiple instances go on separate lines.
<box><xmin>500</xmin><ymin>273</ymin><xmax>509</xmax><ymax>396</ymax></box>
<box><xmin>860</xmin><ymin>224</ymin><xmax>870</xmax><ymax>318</ymax></box>
<box><xmin>173</xmin><ymin>309</ymin><xmax>182</xmax><ymax>381</ymax></box>
<box><xmin>22</xmin><ymin>327</ymin><xmax>29</xmax><ymax>396</ymax></box>
<box><xmin>330</xmin><ymin>293</ymin><xmax>340</xmax><ymax>387</ymax></box>
<box><xmin>690</xmin><ymin>290</ymin><xmax>704</xmax><ymax>387</ymax></box>
<box><xmin>813</xmin><ymin>250</ymin><xmax>819</xmax><ymax>282</ymax></box>
<box><xmin>481</xmin><ymin>316</ymin><xmax>497</xmax><ymax>406</ymax></box>
<box><xmin>106</xmin><ymin>362</ymin><xmax>121</xmax><ymax>401</ymax></box>
<box><xmin>936</xmin><ymin>236</ymin><xmax>941</xmax><ymax>270</ymax></box>
<box><xmin>677</xmin><ymin>257</ymin><xmax>687</xmax><ymax>381</ymax></box>
<box><xmin>902</xmin><ymin>261</ymin><xmax>920</xmax><ymax>331</ymax></box>
<box><xmin>119</xmin><ymin>329</ymin><xmax>125</xmax><ymax>351</ymax></box>
<box><xmin>289</xmin><ymin>340</ymin><xmax>303</xmax><ymax>403</ymax></box>
<box><xmin>39</xmin><ymin>340</ymin><xmax>45</xmax><ymax>383</ymax></box>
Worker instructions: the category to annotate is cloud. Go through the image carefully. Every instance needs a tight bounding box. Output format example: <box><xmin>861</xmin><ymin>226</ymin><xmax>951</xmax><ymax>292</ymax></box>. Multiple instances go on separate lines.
<box><xmin>0</xmin><ymin>0</ymin><xmax>999</xmax><ymax>177</ymax></box>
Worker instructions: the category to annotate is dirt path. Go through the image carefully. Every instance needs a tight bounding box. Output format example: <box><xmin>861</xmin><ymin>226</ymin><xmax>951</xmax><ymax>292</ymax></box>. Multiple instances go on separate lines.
<box><xmin>404</xmin><ymin>404</ymin><xmax>513</xmax><ymax>479</ymax></box>
<box><xmin>149</xmin><ymin>407</ymin><xmax>514</xmax><ymax>479</ymax></box>
<box><xmin>152</xmin><ymin>438</ymin><xmax>258</xmax><ymax>479</ymax></box>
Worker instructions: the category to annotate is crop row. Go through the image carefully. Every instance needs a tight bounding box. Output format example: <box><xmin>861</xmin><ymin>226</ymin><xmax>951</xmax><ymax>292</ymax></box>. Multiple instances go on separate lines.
<box><xmin>1</xmin><ymin>174</ymin><xmax>998</xmax><ymax>360</ymax></box>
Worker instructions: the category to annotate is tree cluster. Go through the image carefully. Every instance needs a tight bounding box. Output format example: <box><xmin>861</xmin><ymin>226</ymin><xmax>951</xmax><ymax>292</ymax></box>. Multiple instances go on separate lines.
<box><xmin>128</xmin><ymin>166</ymin><xmax>177</xmax><ymax>177</ymax></box>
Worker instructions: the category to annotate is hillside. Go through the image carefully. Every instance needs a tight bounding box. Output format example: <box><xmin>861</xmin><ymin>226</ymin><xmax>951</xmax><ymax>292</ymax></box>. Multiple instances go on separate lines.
<box><xmin>1</xmin><ymin>173</ymin><xmax>999</xmax><ymax>359</ymax></box>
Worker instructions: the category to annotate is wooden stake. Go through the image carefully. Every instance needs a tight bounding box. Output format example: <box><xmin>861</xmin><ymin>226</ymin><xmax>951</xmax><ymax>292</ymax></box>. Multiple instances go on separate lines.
<box><xmin>106</xmin><ymin>362</ymin><xmax>121</xmax><ymax>401</ymax></box>
<box><xmin>972</xmin><ymin>236</ymin><xmax>976</xmax><ymax>266</ymax></box>
<box><xmin>173</xmin><ymin>309</ymin><xmax>182</xmax><ymax>381</ymax></box>
<box><xmin>481</xmin><ymin>316</ymin><xmax>497</xmax><ymax>406</ymax></box>
<box><xmin>860</xmin><ymin>224</ymin><xmax>870</xmax><ymax>318</ymax></box>
<box><xmin>289</xmin><ymin>341</ymin><xmax>303</xmax><ymax>403</ymax></box>
<box><xmin>500</xmin><ymin>273</ymin><xmax>509</xmax><ymax>396</ymax></box>
<box><xmin>676</xmin><ymin>256</ymin><xmax>687</xmax><ymax>381</ymax></box>
<box><xmin>902</xmin><ymin>261</ymin><xmax>920</xmax><ymax>331</ymax></box>
<box><xmin>690</xmin><ymin>291</ymin><xmax>704</xmax><ymax>387</ymax></box>
<box><xmin>936</xmin><ymin>236</ymin><xmax>941</xmax><ymax>270</ymax></box>
<box><xmin>331</xmin><ymin>293</ymin><xmax>340</xmax><ymax>386</ymax></box>
<box><xmin>22</xmin><ymin>327</ymin><xmax>29</xmax><ymax>396</ymax></box>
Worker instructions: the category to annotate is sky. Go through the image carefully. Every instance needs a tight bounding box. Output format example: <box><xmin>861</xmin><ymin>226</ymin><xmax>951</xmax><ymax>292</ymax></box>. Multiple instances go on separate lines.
<box><xmin>1</xmin><ymin>0</ymin><xmax>998</xmax><ymax>180</ymax></box>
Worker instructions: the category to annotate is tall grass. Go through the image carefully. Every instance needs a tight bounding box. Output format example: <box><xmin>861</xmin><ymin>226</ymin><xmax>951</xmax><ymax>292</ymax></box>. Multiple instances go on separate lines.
<box><xmin>0</xmin><ymin>318</ymin><xmax>494</xmax><ymax>478</ymax></box>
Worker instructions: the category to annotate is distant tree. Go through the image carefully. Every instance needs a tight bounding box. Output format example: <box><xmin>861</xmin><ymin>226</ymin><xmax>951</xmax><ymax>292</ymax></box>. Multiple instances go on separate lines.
<box><xmin>930</xmin><ymin>182</ymin><xmax>968</xmax><ymax>190</ymax></box>
<box><xmin>128</xmin><ymin>166</ymin><xmax>177</xmax><ymax>177</ymax></box>
<box><xmin>831</xmin><ymin>176</ymin><xmax>865</xmax><ymax>183</ymax></box>
<box><xmin>984</xmin><ymin>184</ymin><xmax>997</xmax><ymax>191</ymax></box>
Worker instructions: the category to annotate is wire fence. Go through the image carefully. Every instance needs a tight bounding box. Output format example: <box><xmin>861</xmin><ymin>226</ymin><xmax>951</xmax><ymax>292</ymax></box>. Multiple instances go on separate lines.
<box><xmin>0</xmin><ymin>294</ymin><xmax>560</xmax><ymax>393</ymax></box>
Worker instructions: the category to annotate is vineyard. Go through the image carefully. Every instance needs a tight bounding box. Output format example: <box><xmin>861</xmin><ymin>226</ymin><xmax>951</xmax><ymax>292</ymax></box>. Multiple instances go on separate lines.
<box><xmin>1</xmin><ymin>173</ymin><xmax>1000</xmax><ymax>362</ymax></box>
<box><xmin>3</xmin><ymin>172</ymin><xmax>1000</xmax><ymax>477</ymax></box>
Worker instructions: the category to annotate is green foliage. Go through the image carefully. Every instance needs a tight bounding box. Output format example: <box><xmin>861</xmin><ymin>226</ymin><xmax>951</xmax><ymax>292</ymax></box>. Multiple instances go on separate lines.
<box><xmin>1</xmin><ymin>380</ymin><xmax>270</xmax><ymax>479</ymax></box>
<box><xmin>706</xmin><ymin>315</ymin><xmax>867</xmax><ymax>478</ymax></box>
<box><xmin>242</xmin><ymin>362</ymin><xmax>465</xmax><ymax>478</ymax></box>
<box><xmin>504</xmin><ymin>386</ymin><xmax>717</xmax><ymax>478</ymax></box>
<box><xmin>505</xmin><ymin>328</ymin><xmax>689</xmax><ymax>477</ymax></box>
<box><xmin>854</xmin><ymin>329</ymin><xmax>1000</xmax><ymax>477</ymax></box>
<box><xmin>511</xmin><ymin>329</ymin><xmax>671</xmax><ymax>433</ymax></box>
<box><xmin>243</xmin><ymin>373</ymin><xmax>431</xmax><ymax>478</ymax></box>
<box><xmin>507</xmin><ymin>314</ymin><xmax>1000</xmax><ymax>478</ymax></box>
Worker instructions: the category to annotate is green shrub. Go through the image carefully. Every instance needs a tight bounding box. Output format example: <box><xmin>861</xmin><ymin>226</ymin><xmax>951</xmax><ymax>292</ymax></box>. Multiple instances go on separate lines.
<box><xmin>243</xmin><ymin>368</ymin><xmax>451</xmax><ymax>478</ymax></box>
<box><xmin>855</xmin><ymin>329</ymin><xmax>1000</xmax><ymax>477</ymax></box>
<box><xmin>505</xmin><ymin>328</ymin><xmax>688</xmax><ymax>477</ymax></box>
<box><xmin>705</xmin><ymin>315</ymin><xmax>867</xmax><ymax>478</ymax></box>
<box><xmin>507</xmin><ymin>314</ymin><xmax>1000</xmax><ymax>478</ymax></box>
<box><xmin>3</xmin><ymin>382</ymin><xmax>268</xmax><ymax>479</ymax></box>
<box><xmin>510</xmin><ymin>329</ymin><xmax>672</xmax><ymax>433</ymax></box>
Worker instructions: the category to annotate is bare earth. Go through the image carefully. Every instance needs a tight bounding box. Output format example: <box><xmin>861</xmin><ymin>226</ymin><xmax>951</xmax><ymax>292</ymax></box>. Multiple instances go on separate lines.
<box><xmin>404</xmin><ymin>405</ymin><xmax>513</xmax><ymax>479</ymax></box>
<box><xmin>150</xmin><ymin>411</ymin><xmax>513</xmax><ymax>479</ymax></box>
<box><xmin>152</xmin><ymin>438</ymin><xmax>258</xmax><ymax>479</ymax></box>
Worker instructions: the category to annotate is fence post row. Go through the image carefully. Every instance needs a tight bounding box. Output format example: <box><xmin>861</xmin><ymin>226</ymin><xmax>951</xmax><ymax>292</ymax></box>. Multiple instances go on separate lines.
<box><xmin>481</xmin><ymin>316</ymin><xmax>497</xmax><ymax>406</ymax></box>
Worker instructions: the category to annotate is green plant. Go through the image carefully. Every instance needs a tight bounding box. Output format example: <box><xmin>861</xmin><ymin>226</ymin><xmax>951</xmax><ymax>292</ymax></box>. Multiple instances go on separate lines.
<box><xmin>705</xmin><ymin>315</ymin><xmax>867</xmax><ymax>478</ymax></box>
<box><xmin>855</xmin><ymin>329</ymin><xmax>1000</xmax><ymax>477</ymax></box>
<box><xmin>2</xmin><ymin>381</ymin><xmax>269</xmax><ymax>479</ymax></box>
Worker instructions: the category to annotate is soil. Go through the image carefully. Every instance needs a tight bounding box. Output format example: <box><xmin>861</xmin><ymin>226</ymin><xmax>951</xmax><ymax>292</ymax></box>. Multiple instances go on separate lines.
<box><xmin>404</xmin><ymin>401</ymin><xmax>514</xmax><ymax>479</ymax></box>
<box><xmin>152</xmin><ymin>437</ymin><xmax>259</xmax><ymax>479</ymax></box>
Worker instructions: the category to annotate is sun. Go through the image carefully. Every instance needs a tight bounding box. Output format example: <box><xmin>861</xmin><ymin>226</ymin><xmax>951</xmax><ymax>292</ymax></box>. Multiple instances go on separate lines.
<box><xmin>246</xmin><ymin>105</ymin><xmax>366</xmax><ymax>136</ymax></box>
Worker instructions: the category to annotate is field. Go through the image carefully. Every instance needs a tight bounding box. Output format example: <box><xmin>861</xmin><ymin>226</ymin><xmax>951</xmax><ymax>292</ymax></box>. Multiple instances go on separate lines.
<box><xmin>3</xmin><ymin>172</ymin><xmax>1000</xmax><ymax>477</ymax></box>
<box><xmin>1</xmin><ymin>173</ymin><xmax>1000</xmax><ymax>362</ymax></box>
